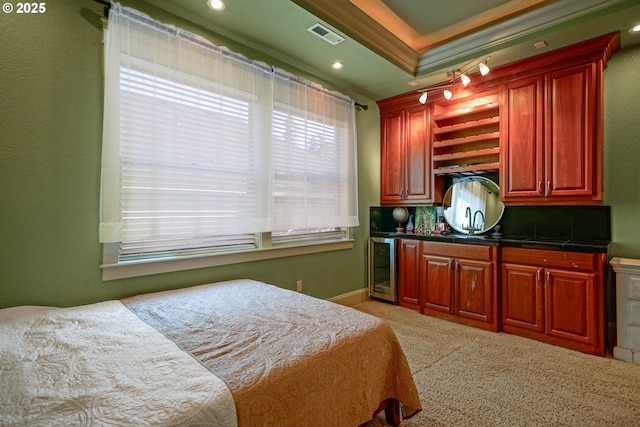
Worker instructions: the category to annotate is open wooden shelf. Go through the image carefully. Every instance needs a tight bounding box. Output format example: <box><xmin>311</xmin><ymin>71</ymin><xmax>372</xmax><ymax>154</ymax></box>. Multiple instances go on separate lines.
<box><xmin>432</xmin><ymin>101</ymin><xmax>499</xmax><ymax>124</ymax></box>
<box><xmin>433</xmin><ymin>147</ymin><xmax>500</xmax><ymax>162</ymax></box>
<box><xmin>433</xmin><ymin>132</ymin><xmax>500</xmax><ymax>149</ymax></box>
<box><xmin>433</xmin><ymin>162</ymin><xmax>500</xmax><ymax>176</ymax></box>
<box><xmin>432</xmin><ymin>91</ymin><xmax>500</xmax><ymax>176</ymax></box>
<box><xmin>433</xmin><ymin>117</ymin><xmax>499</xmax><ymax>136</ymax></box>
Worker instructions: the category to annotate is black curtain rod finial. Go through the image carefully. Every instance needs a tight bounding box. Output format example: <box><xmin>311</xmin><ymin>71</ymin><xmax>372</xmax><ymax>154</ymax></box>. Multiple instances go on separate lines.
<box><xmin>355</xmin><ymin>102</ymin><xmax>368</xmax><ymax>111</ymax></box>
<box><xmin>93</xmin><ymin>0</ymin><xmax>111</xmax><ymax>17</ymax></box>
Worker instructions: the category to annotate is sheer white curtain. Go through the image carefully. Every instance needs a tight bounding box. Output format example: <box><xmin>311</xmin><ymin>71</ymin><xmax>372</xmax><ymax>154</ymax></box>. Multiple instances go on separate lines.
<box><xmin>271</xmin><ymin>71</ymin><xmax>359</xmax><ymax>231</ymax></box>
<box><xmin>100</xmin><ymin>4</ymin><xmax>358</xmax><ymax>254</ymax></box>
<box><xmin>451</xmin><ymin>180</ymin><xmax>488</xmax><ymax>230</ymax></box>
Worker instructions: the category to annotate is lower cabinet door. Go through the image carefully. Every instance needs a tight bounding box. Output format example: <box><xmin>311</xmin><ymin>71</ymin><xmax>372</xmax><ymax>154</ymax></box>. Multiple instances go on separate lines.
<box><xmin>397</xmin><ymin>239</ymin><xmax>421</xmax><ymax>311</ymax></box>
<box><xmin>421</xmin><ymin>255</ymin><xmax>454</xmax><ymax>314</ymax></box>
<box><xmin>545</xmin><ymin>268</ymin><xmax>597</xmax><ymax>345</ymax></box>
<box><xmin>456</xmin><ymin>259</ymin><xmax>493</xmax><ymax>323</ymax></box>
<box><xmin>502</xmin><ymin>263</ymin><xmax>544</xmax><ymax>332</ymax></box>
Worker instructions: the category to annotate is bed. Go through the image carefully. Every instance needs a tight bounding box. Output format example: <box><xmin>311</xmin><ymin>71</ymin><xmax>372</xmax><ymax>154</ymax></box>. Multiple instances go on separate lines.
<box><xmin>0</xmin><ymin>279</ymin><xmax>421</xmax><ymax>426</ymax></box>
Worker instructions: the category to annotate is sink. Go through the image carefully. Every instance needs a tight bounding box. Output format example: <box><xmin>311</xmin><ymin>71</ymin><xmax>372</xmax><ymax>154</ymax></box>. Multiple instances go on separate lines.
<box><xmin>453</xmin><ymin>234</ymin><xmax>486</xmax><ymax>240</ymax></box>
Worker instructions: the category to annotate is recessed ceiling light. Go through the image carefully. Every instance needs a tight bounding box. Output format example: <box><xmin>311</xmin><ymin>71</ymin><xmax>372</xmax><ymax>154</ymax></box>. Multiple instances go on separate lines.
<box><xmin>332</xmin><ymin>62</ymin><xmax>344</xmax><ymax>70</ymax></box>
<box><xmin>630</xmin><ymin>24</ymin><xmax>640</xmax><ymax>33</ymax></box>
<box><xmin>207</xmin><ymin>0</ymin><xmax>225</xmax><ymax>11</ymax></box>
<box><xmin>534</xmin><ymin>40</ymin><xmax>548</xmax><ymax>49</ymax></box>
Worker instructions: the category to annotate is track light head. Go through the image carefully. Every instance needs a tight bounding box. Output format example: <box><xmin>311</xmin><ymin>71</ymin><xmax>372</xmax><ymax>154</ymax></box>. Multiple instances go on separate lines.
<box><xmin>443</xmin><ymin>89</ymin><xmax>452</xmax><ymax>100</ymax></box>
<box><xmin>479</xmin><ymin>61</ymin><xmax>490</xmax><ymax>76</ymax></box>
<box><xmin>418</xmin><ymin>92</ymin><xmax>428</xmax><ymax>104</ymax></box>
<box><xmin>460</xmin><ymin>74</ymin><xmax>471</xmax><ymax>86</ymax></box>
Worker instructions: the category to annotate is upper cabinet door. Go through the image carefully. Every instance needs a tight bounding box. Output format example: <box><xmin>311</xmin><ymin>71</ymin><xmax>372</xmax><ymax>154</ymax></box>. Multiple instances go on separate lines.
<box><xmin>379</xmin><ymin>104</ymin><xmax>435</xmax><ymax>205</ymax></box>
<box><xmin>500</xmin><ymin>76</ymin><xmax>544</xmax><ymax>200</ymax></box>
<box><xmin>501</xmin><ymin>63</ymin><xmax>602</xmax><ymax>205</ymax></box>
<box><xmin>545</xmin><ymin>63</ymin><xmax>597</xmax><ymax>199</ymax></box>
<box><xmin>380</xmin><ymin>110</ymin><xmax>404</xmax><ymax>203</ymax></box>
<box><xmin>404</xmin><ymin>104</ymin><xmax>432</xmax><ymax>202</ymax></box>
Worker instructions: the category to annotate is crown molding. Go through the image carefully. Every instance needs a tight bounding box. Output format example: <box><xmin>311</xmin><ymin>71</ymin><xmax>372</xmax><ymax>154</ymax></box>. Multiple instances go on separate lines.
<box><xmin>290</xmin><ymin>0</ymin><xmax>418</xmax><ymax>75</ymax></box>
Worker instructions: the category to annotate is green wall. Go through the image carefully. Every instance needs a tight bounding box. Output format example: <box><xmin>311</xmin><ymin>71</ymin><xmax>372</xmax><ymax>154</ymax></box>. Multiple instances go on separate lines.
<box><xmin>0</xmin><ymin>0</ymin><xmax>379</xmax><ymax>308</ymax></box>
<box><xmin>1</xmin><ymin>0</ymin><xmax>639</xmax><ymax>309</ymax></box>
<box><xmin>603</xmin><ymin>44</ymin><xmax>640</xmax><ymax>259</ymax></box>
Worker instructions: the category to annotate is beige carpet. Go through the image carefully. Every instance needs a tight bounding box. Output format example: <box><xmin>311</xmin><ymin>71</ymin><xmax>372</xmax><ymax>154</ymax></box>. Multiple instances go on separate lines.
<box><xmin>354</xmin><ymin>300</ymin><xmax>640</xmax><ymax>427</ymax></box>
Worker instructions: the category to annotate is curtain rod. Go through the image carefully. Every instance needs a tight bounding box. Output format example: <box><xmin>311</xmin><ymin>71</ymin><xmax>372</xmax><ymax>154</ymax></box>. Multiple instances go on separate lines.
<box><xmin>97</xmin><ymin>1</ymin><xmax>363</xmax><ymax>109</ymax></box>
<box><xmin>93</xmin><ymin>0</ymin><xmax>111</xmax><ymax>17</ymax></box>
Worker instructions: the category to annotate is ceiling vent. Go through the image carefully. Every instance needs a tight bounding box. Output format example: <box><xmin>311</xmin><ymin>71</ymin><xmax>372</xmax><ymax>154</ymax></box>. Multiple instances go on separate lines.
<box><xmin>307</xmin><ymin>23</ymin><xmax>345</xmax><ymax>45</ymax></box>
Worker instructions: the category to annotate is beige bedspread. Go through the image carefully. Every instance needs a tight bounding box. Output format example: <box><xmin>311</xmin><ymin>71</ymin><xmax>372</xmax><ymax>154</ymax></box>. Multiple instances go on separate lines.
<box><xmin>122</xmin><ymin>279</ymin><xmax>421</xmax><ymax>427</ymax></box>
<box><xmin>0</xmin><ymin>301</ymin><xmax>237</xmax><ymax>427</ymax></box>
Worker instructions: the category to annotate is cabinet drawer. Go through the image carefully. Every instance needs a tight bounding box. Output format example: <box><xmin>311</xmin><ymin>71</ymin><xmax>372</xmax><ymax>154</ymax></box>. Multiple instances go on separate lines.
<box><xmin>422</xmin><ymin>241</ymin><xmax>491</xmax><ymax>261</ymax></box>
<box><xmin>628</xmin><ymin>274</ymin><xmax>640</xmax><ymax>299</ymax></box>
<box><xmin>501</xmin><ymin>247</ymin><xmax>597</xmax><ymax>271</ymax></box>
<box><xmin>630</xmin><ymin>300</ymin><xmax>640</xmax><ymax>323</ymax></box>
<box><xmin>629</xmin><ymin>323</ymin><xmax>640</xmax><ymax>352</ymax></box>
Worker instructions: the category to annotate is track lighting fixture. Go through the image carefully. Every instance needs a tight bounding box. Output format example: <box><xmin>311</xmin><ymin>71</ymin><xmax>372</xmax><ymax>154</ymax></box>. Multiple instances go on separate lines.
<box><xmin>417</xmin><ymin>81</ymin><xmax>456</xmax><ymax>104</ymax></box>
<box><xmin>416</xmin><ymin>56</ymin><xmax>491</xmax><ymax>104</ymax></box>
<box><xmin>479</xmin><ymin>61</ymin><xmax>490</xmax><ymax>76</ymax></box>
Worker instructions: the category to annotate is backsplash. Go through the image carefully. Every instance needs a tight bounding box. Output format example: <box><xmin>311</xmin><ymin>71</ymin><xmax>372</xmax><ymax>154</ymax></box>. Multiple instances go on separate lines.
<box><xmin>370</xmin><ymin>205</ymin><xmax>611</xmax><ymax>243</ymax></box>
<box><xmin>370</xmin><ymin>206</ymin><xmax>443</xmax><ymax>233</ymax></box>
<box><xmin>500</xmin><ymin>205</ymin><xmax>611</xmax><ymax>242</ymax></box>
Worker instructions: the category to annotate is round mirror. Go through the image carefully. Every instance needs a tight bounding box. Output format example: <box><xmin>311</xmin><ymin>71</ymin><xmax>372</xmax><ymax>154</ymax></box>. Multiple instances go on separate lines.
<box><xmin>442</xmin><ymin>177</ymin><xmax>504</xmax><ymax>235</ymax></box>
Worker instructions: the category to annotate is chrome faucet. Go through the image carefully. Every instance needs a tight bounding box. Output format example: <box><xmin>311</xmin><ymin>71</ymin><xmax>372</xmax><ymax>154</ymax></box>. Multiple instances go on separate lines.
<box><xmin>473</xmin><ymin>210</ymin><xmax>485</xmax><ymax>231</ymax></box>
<box><xmin>465</xmin><ymin>207</ymin><xmax>474</xmax><ymax>233</ymax></box>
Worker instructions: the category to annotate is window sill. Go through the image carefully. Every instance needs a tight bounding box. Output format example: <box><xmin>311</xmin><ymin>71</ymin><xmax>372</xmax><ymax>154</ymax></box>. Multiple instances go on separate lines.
<box><xmin>101</xmin><ymin>239</ymin><xmax>354</xmax><ymax>281</ymax></box>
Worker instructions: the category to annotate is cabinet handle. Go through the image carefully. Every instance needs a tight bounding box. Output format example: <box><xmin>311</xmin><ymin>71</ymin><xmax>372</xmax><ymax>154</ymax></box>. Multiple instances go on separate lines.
<box><xmin>546</xmin><ymin>270</ymin><xmax>551</xmax><ymax>285</ymax></box>
<box><xmin>537</xmin><ymin>181</ymin><xmax>542</xmax><ymax>195</ymax></box>
<box><xmin>547</xmin><ymin>181</ymin><xmax>551</xmax><ymax>196</ymax></box>
<box><xmin>537</xmin><ymin>269</ymin><xmax>541</xmax><ymax>283</ymax></box>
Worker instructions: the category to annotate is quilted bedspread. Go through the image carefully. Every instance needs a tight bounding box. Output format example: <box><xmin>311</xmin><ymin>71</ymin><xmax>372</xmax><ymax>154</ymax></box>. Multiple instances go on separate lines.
<box><xmin>122</xmin><ymin>279</ymin><xmax>421</xmax><ymax>427</ymax></box>
<box><xmin>0</xmin><ymin>301</ymin><xmax>237</xmax><ymax>427</ymax></box>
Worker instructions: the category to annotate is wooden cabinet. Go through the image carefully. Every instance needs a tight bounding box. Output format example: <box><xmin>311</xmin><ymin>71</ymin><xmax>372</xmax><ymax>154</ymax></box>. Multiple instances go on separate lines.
<box><xmin>501</xmin><ymin>247</ymin><xmax>606</xmax><ymax>355</ymax></box>
<box><xmin>432</xmin><ymin>90</ymin><xmax>500</xmax><ymax>176</ymax></box>
<box><xmin>500</xmin><ymin>63</ymin><xmax>602</xmax><ymax>204</ymax></box>
<box><xmin>397</xmin><ymin>239</ymin><xmax>421</xmax><ymax>311</ymax></box>
<box><xmin>380</xmin><ymin>104</ymin><xmax>437</xmax><ymax>205</ymax></box>
<box><xmin>421</xmin><ymin>254</ymin><xmax>455</xmax><ymax>314</ymax></box>
<box><xmin>420</xmin><ymin>241</ymin><xmax>498</xmax><ymax>331</ymax></box>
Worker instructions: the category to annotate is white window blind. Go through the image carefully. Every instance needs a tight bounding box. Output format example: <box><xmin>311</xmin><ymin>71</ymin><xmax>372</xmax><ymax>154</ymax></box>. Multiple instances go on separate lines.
<box><xmin>100</xmin><ymin>3</ymin><xmax>358</xmax><ymax>262</ymax></box>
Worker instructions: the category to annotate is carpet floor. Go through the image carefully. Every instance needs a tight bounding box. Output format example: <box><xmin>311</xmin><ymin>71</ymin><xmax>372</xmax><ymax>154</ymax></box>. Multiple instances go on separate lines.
<box><xmin>354</xmin><ymin>300</ymin><xmax>640</xmax><ymax>427</ymax></box>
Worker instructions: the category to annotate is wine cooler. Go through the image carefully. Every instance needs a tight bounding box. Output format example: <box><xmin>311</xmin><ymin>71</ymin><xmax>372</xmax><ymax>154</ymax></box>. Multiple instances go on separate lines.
<box><xmin>368</xmin><ymin>237</ymin><xmax>397</xmax><ymax>303</ymax></box>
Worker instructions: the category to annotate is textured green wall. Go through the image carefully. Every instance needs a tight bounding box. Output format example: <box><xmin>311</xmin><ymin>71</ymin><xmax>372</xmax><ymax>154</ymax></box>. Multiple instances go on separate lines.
<box><xmin>1</xmin><ymin>0</ymin><xmax>639</xmax><ymax>309</ymax></box>
<box><xmin>603</xmin><ymin>44</ymin><xmax>640</xmax><ymax>259</ymax></box>
<box><xmin>0</xmin><ymin>0</ymin><xmax>378</xmax><ymax>308</ymax></box>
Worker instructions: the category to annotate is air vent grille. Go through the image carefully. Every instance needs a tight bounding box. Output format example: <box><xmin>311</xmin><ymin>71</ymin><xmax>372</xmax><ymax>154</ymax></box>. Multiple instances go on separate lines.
<box><xmin>307</xmin><ymin>23</ymin><xmax>345</xmax><ymax>45</ymax></box>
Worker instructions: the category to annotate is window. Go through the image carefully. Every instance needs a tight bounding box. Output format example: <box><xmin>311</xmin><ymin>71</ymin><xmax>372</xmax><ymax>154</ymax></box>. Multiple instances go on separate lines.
<box><xmin>100</xmin><ymin>5</ymin><xmax>358</xmax><ymax>277</ymax></box>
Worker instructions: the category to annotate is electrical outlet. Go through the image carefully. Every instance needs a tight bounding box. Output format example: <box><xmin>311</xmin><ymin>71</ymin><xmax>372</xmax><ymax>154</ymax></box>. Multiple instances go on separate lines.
<box><xmin>296</xmin><ymin>280</ymin><xmax>303</xmax><ymax>292</ymax></box>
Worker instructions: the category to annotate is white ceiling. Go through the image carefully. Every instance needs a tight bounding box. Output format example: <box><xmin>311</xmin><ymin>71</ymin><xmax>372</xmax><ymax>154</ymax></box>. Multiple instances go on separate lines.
<box><xmin>138</xmin><ymin>0</ymin><xmax>640</xmax><ymax>101</ymax></box>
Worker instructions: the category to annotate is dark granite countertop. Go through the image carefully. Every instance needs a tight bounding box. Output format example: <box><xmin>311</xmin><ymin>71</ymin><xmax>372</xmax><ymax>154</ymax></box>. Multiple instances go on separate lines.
<box><xmin>370</xmin><ymin>231</ymin><xmax>609</xmax><ymax>253</ymax></box>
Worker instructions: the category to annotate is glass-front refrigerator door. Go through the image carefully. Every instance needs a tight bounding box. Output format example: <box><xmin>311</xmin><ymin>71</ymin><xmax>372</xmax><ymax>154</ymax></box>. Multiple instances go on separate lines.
<box><xmin>368</xmin><ymin>237</ymin><xmax>396</xmax><ymax>303</ymax></box>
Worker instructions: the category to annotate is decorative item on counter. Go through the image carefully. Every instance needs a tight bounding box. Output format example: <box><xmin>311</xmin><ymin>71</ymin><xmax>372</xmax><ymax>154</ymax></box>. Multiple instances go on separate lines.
<box><xmin>414</xmin><ymin>206</ymin><xmax>436</xmax><ymax>235</ymax></box>
<box><xmin>392</xmin><ymin>207</ymin><xmax>409</xmax><ymax>232</ymax></box>
<box><xmin>434</xmin><ymin>222</ymin><xmax>448</xmax><ymax>234</ymax></box>
<box><xmin>406</xmin><ymin>214</ymin><xmax>415</xmax><ymax>234</ymax></box>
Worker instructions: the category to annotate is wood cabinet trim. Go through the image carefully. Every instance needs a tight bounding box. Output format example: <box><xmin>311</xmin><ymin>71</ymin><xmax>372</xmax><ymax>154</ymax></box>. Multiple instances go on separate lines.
<box><xmin>422</xmin><ymin>241</ymin><xmax>491</xmax><ymax>261</ymax></box>
<box><xmin>377</xmin><ymin>33</ymin><xmax>619</xmax><ymax>110</ymax></box>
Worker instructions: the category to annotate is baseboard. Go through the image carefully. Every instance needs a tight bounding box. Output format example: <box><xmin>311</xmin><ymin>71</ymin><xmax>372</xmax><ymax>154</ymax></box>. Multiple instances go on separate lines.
<box><xmin>328</xmin><ymin>288</ymin><xmax>369</xmax><ymax>307</ymax></box>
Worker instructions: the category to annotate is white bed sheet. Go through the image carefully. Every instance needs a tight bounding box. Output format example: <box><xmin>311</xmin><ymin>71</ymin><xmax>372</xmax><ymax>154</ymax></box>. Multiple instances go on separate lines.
<box><xmin>0</xmin><ymin>300</ymin><xmax>237</xmax><ymax>427</ymax></box>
